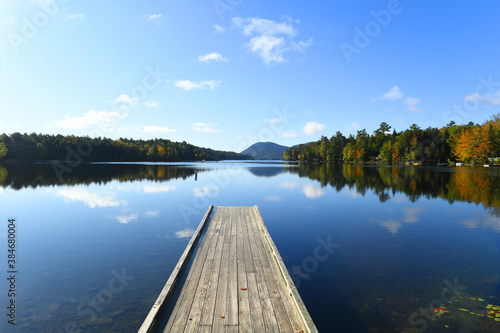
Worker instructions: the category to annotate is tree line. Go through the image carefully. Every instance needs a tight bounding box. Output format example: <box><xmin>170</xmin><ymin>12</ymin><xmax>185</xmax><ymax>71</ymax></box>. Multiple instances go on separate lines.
<box><xmin>0</xmin><ymin>133</ymin><xmax>252</xmax><ymax>162</ymax></box>
<box><xmin>284</xmin><ymin>113</ymin><xmax>500</xmax><ymax>164</ymax></box>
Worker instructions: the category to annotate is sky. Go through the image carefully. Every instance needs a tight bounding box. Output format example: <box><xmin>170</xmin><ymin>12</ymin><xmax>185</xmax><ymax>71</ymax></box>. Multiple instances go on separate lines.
<box><xmin>1</xmin><ymin>0</ymin><xmax>500</xmax><ymax>152</ymax></box>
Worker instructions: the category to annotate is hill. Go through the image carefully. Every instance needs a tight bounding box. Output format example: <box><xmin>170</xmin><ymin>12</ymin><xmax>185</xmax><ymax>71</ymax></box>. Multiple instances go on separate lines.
<box><xmin>240</xmin><ymin>142</ymin><xmax>290</xmax><ymax>160</ymax></box>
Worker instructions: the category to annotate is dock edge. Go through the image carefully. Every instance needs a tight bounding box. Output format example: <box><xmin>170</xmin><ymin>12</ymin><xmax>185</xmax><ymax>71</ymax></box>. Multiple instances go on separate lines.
<box><xmin>253</xmin><ymin>205</ymin><xmax>319</xmax><ymax>333</ymax></box>
<box><xmin>138</xmin><ymin>204</ymin><xmax>214</xmax><ymax>333</ymax></box>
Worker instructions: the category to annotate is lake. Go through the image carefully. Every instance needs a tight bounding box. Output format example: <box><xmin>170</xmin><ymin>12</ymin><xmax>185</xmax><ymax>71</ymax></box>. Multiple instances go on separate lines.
<box><xmin>1</xmin><ymin>162</ymin><xmax>500</xmax><ymax>332</ymax></box>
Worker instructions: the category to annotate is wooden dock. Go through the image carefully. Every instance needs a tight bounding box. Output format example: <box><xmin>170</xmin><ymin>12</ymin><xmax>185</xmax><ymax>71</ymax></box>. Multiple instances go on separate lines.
<box><xmin>139</xmin><ymin>205</ymin><xmax>318</xmax><ymax>333</ymax></box>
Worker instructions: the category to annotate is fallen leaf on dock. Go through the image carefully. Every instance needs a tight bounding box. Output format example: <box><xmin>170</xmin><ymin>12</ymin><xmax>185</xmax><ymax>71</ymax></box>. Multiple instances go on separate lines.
<box><xmin>241</xmin><ymin>288</ymin><xmax>247</xmax><ymax>290</ymax></box>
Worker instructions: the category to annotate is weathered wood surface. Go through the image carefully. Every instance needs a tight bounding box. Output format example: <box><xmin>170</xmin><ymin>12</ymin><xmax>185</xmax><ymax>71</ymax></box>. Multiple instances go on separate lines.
<box><xmin>140</xmin><ymin>206</ymin><xmax>318</xmax><ymax>333</ymax></box>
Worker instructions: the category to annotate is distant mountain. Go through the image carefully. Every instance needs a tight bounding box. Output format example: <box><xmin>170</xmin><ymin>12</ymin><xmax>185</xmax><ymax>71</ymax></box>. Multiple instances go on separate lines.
<box><xmin>240</xmin><ymin>142</ymin><xmax>289</xmax><ymax>160</ymax></box>
<box><xmin>247</xmin><ymin>167</ymin><xmax>287</xmax><ymax>177</ymax></box>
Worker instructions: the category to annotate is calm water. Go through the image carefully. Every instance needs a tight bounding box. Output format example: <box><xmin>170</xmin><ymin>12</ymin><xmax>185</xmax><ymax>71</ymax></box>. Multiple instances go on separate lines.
<box><xmin>1</xmin><ymin>162</ymin><xmax>500</xmax><ymax>332</ymax></box>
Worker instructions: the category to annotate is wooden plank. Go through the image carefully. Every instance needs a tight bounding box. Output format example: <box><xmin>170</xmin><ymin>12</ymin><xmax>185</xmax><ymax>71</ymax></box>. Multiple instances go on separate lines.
<box><xmin>246</xmin><ymin>272</ymin><xmax>266</xmax><ymax>331</ymax></box>
<box><xmin>237</xmin><ymin>257</ymin><xmax>251</xmax><ymax>333</ymax></box>
<box><xmin>253</xmin><ymin>206</ymin><xmax>319</xmax><ymax>333</ymax></box>
<box><xmin>138</xmin><ymin>205</ymin><xmax>213</xmax><ymax>333</ymax></box>
<box><xmin>206</xmin><ymin>207</ymin><xmax>223</xmax><ymax>260</ymax></box>
<box><xmin>254</xmin><ymin>259</ymin><xmax>280</xmax><ymax>333</ymax></box>
<box><xmin>212</xmin><ymin>210</ymin><xmax>230</xmax><ymax>333</ymax></box>
<box><xmin>250</xmin><ymin>209</ymin><xmax>295</xmax><ymax>332</ymax></box>
<box><xmin>226</xmin><ymin>234</ymin><xmax>238</xmax><ymax>326</ymax></box>
<box><xmin>182</xmin><ymin>258</ymin><xmax>214</xmax><ymax>332</ymax></box>
<box><xmin>199</xmin><ymin>208</ymin><xmax>226</xmax><ymax>326</ymax></box>
<box><xmin>247</xmin><ymin>209</ymin><xmax>280</xmax><ymax>332</ymax></box>
<box><xmin>243</xmin><ymin>211</ymin><xmax>255</xmax><ymax>274</ymax></box>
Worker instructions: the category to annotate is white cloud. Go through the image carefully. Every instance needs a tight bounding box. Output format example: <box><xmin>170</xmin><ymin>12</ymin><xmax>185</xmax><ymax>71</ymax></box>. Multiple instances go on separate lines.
<box><xmin>377</xmin><ymin>219</ymin><xmax>402</xmax><ymax>235</ymax></box>
<box><xmin>145</xmin><ymin>210</ymin><xmax>159</xmax><ymax>218</ymax></box>
<box><xmin>143</xmin><ymin>185</ymin><xmax>177</xmax><ymax>193</ymax></box>
<box><xmin>144</xmin><ymin>126</ymin><xmax>177</xmax><ymax>134</ymax></box>
<box><xmin>246</xmin><ymin>35</ymin><xmax>287</xmax><ymax>65</ymax></box>
<box><xmin>485</xmin><ymin>216</ymin><xmax>500</xmax><ymax>232</ymax></box>
<box><xmin>116</xmin><ymin>214</ymin><xmax>138</xmax><ymax>224</ymax></box>
<box><xmin>372</xmin><ymin>86</ymin><xmax>427</xmax><ymax>114</ymax></box>
<box><xmin>147</xmin><ymin>14</ymin><xmax>163</xmax><ymax>25</ymax></box>
<box><xmin>193</xmin><ymin>185</ymin><xmax>218</xmax><ymax>197</ymax></box>
<box><xmin>54</xmin><ymin>110</ymin><xmax>126</xmax><ymax>130</ymax></box>
<box><xmin>405</xmin><ymin>97</ymin><xmax>428</xmax><ymax>114</ymax></box>
<box><xmin>193</xmin><ymin>122</ymin><xmax>219</xmax><ymax>132</ymax></box>
<box><xmin>55</xmin><ymin>188</ymin><xmax>122</xmax><ymax>208</ymax></box>
<box><xmin>279</xmin><ymin>181</ymin><xmax>299</xmax><ymax>189</ymax></box>
<box><xmin>145</xmin><ymin>101</ymin><xmax>159</xmax><ymax>108</ymax></box>
<box><xmin>213</xmin><ymin>24</ymin><xmax>225</xmax><ymax>33</ymax></box>
<box><xmin>303</xmin><ymin>121</ymin><xmax>326</xmax><ymax>135</ymax></box>
<box><xmin>370</xmin><ymin>206</ymin><xmax>427</xmax><ymax>235</ymax></box>
<box><xmin>402</xmin><ymin>207</ymin><xmax>427</xmax><ymax>223</ymax></box>
<box><xmin>302</xmin><ymin>184</ymin><xmax>326</xmax><ymax>199</ymax></box>
<box><xmin>281</xmin><ymin>130</ymin><xmax>298</xmax><ymax>138</ymax></box>
<box><xmin>265</xmin><ymin>196</ymin><xmax>281</xmax><ymax>202</ymax></box>
<box><xmin>64</xmin><ymin>13</ymin><xmax>85</xmax><ymax>21</ymax></box>
<box><xmin>232</xmin><ymin>17</ymin><xmax>312</xmax><ymax>66</ymax></box>
<box><xmin>486</xmin><ymin>90</ymin><xmax>500</xmax><ymax>106</ymax></box>
<box><xmin>175</xmin><ymin>80</ymin><xmax>221</xmax><ymax>91</ymax></box>
<box><xmin>198</xmin><ymin>52</ymin><xmax>229</xmax><ymax>63</ymax></box>
<box><xmin>148</xmin><ymin>14</ymin><xmax>162</xmax><ymax>20</ymax></box>
<box><xmin>395</xmin><ymin>118</ymin><xmax>405</xmax><ymax>123</ymax></box>
<box><xmin>464</xmin><ymin>93</ymin><xmax>483</xmax><ymax>102</ymax></box>
<box><xmin>233</xmin><ymin>17</ymin><xmax>296</xmax><ymax>36</ymax></box>
<box><xmin>374</xmin><ymin>86</ymin><xmax>403</xmax><ymax>101</ymax></box>
<box><xmin>175</xmin><ymin>228</ymin><xmax>195</xmax><ymax>238</ymax></box>
<box><xmin>463</xmin><ymin>90</ymin><xmax>500</xmax><ymax>107</ymax></box>
<box><xmin>351</xmin><ymin>122</ymin><xmax>361</xmax><ymax>129</ymax></box>
<box><xmin>460</xmin><ymin>216</ymin><xmax>500</xmax><ymax>233</ymax></box>
<box><xmin>115</xmin><ymin>94</ymin><xmax>138</xmax><ymax>106</ymax></box>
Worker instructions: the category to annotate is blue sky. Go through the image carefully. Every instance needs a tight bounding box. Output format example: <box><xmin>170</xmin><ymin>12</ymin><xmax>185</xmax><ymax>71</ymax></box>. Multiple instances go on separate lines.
<box><xmin>1</xmin><ymin>0</ymin><xmax>500</xmax><ymax>152</ymax></box>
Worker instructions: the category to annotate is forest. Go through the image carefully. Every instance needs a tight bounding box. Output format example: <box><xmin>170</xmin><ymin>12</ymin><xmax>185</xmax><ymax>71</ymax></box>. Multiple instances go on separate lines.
<box><xmin>283</xmin><ymin>113</ymin><xmax>500</xmax><ymax>165</ymax></box>
<box><xmin>0</xmin><ymin>133</ymin><xmax>252</xmax><ymax>162</ymax></box>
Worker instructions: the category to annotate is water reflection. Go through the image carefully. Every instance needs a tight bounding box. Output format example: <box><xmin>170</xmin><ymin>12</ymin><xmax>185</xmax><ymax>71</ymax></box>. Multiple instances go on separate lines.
<box><xmin>370</xmin><ymin>206</ymin><xmax>428</xmax><ymax>235</ymax></box>
<box><xmin>143</xmin><ymin>184</ymin><xmax>177</xmax><ymax>193</ymax></box>
<box><xmin>3</xmin><ymin>163</ymin><xmax>500</xmax><ymax>213</ymax></box>
<box><xmin>54</xmin><ymin>187</ymin><xmax>123</xmax><ymax>208</ymax></box>
<box><xmin>2</xmin><ymin>162</ymin><xmax>500</xmax><ymax>332</ymax></box>
<box><xmin>288</xmin><ymin>164</ymin><xmax>500</xmax><ymax>214</ymax></box>
<box><xmin>302</xmin><ymin>183</ymin><xmax>326</xmax><ymax>199</ymax></box>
